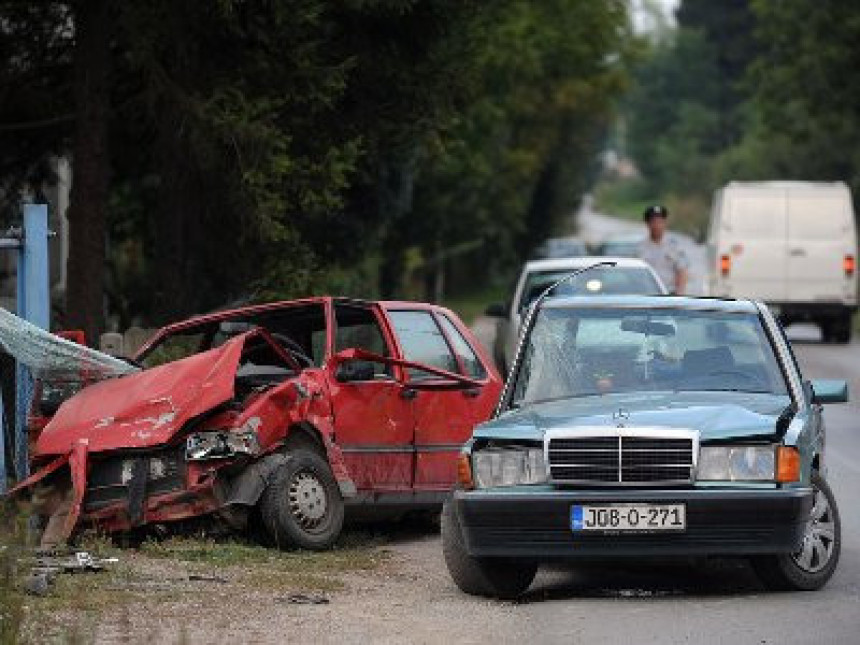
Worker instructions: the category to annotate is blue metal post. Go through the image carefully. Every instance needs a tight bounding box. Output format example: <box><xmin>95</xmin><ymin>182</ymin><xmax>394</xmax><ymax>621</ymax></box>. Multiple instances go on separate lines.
<box><xmin>14</xmin><ymin>204</ymin><xmax>50</xmax><ymax>480</ymax></box>
<box><xmin>0</xmin><ymin>392</ymin><xmax>6</xmax><ymax>492</ymax></box>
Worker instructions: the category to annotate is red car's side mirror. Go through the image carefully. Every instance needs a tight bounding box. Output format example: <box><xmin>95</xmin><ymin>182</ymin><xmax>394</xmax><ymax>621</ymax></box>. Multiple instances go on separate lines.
<box><xmin>329</xmin><ymin>348</ymin><xmax>481</xmax><ymax>390</ymax></box>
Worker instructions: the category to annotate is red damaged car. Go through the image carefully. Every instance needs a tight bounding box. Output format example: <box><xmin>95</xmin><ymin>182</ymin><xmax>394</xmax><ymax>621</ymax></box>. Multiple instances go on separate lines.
<box><xmin>13</xmin><ymin>298</ymin><xmax>501</xmax><ymax>549</ymax></box>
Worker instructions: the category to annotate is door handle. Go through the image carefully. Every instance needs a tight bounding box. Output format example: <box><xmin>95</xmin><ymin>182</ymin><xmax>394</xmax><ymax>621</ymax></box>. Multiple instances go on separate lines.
<box><xmin>400</xmin><ymin>387</ymin><xmax>418</xmax><ymax>400</ymax></box>
<box><xmin>789</xmin><ymin>248</ymin><xmax>806</xmax><ymax>257</ymax></box>
<box><xmin>463</xmin><ymin>387</ymin><xmax>481</xmax><ymax>398</ymax></box>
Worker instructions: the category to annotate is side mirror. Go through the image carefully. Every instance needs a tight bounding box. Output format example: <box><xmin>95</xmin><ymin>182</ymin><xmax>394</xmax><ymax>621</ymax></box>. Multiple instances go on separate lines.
<box><xmin>810</xmin><ymin>379</ymin><xmax>848</xmax><ymax>404</ymax></box>
<box><xmin>484</xmin><ymin>302</ymin><xmax>506</xmax><ymax>318</ymax></box>
<box><xmin>335</xmin><ymin>360</ymin><xmax>377</xmax><ymax>383</ymax></box>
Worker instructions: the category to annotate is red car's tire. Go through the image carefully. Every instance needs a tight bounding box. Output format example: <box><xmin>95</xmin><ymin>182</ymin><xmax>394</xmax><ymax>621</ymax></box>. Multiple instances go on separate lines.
<box><xmin>259</xmin><ymin>449</ymin><xmax>344</xmax><ymax>550</ymax></box>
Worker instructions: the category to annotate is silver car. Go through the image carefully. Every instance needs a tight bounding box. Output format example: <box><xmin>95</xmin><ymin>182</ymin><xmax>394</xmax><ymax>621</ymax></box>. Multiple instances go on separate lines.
<box><xmin>486</xmin><ymin>257</ymin><xmax>667</xmax><ymax>374</ymax></box>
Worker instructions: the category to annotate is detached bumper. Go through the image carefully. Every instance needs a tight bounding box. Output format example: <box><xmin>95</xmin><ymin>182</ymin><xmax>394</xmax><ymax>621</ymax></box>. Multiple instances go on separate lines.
<box><xmin>454</xmin><ymin>487</ymin><xmax>813</xmax><ymax>559</ymax></box>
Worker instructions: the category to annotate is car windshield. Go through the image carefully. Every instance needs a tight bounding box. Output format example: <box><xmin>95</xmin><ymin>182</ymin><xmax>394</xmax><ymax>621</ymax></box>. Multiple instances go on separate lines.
<box><xmin>511</xmin><ymin>306</ymin><xmax>788</xmax><ymax>406</ymax></box>
<box><xmin>137</xmin><ymin>304</ymin><xmax>327</xmax><ymax>369</ymax></box>
<box><xmin>597</xmin><ymin>240</ymin><xmax>641</xmax><ymax>257</ymax></box>
<box><xmin>518</xmin><ymin>268</ymin><xmax>662</xmax><ymax>312</ymax></box>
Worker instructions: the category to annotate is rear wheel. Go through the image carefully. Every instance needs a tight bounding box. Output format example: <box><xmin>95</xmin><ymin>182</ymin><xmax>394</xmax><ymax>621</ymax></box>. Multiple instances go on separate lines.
<box><xmin>751</xmin><ymin>474</ymin><xmax>841</xmax><ymax>591</ymax></box>
<box><xmin>259</xmin><ymin>449</ymin><xmax>344</xmax><ymax>550</ymax></box>
<box><xmin>821</xmin><ymin>317</ymin><xmax>851</xmax><ymax>344</ymax></box>
<box><xmin>441</xmin><ymin>500</ymin><xmax>537</xmax><ymax>599</ymax></box>
<box><xmin>833</xmin><ymin>316</ymin><xmax>852</xmax><ymax>344</ymax></box>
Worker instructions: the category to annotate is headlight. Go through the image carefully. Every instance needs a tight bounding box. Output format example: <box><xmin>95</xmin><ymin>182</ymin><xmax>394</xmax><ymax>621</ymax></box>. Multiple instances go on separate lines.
<box><xmin>473</xmin><ymin>446</ymin><xmax>547</xmax><ymax>488</ymax></box>
<box><xmin>697</xmin><ymin>445</ymin><xmax>776</xmax><ymax>481</ymax></box>
<box><xmin>186</xmin><ymin>429</ymin><xmax>261</xmax><ymax>461</ymax></box>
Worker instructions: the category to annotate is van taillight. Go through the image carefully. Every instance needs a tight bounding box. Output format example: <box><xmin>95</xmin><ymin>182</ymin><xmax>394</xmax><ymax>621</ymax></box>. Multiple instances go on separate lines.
<box><xmin>720</xmin><ymin>254</ymin><xmax>731</xmax><ymax>277</ymax></box>
<box><xmin>844</xmin><ymin>255</ymin><xmax>855</xmax><ymax>277</ymax></box>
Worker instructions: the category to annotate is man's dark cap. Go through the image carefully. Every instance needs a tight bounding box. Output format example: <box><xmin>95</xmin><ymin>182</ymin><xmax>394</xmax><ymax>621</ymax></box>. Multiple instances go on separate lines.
<box><xmin>643</xmin><ymin>205</ymin><xmax>668</xmax><ymax>221</ymax></box>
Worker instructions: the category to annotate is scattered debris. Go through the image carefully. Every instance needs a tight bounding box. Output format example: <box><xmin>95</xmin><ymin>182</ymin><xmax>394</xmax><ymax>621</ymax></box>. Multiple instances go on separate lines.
<box><xmin>22</xmin><ymin>550</ymin><xmax>118</xmax><ymax>596</ymax></box>
<box><xmin>187</xmin><ymin>573</ymin><xmax>228</xmax><ymax>583</ymax></box>
<box><xmin>277</xmin><ymin>592</ymin><xmax>330</xmax><ymax>605</ymax></box>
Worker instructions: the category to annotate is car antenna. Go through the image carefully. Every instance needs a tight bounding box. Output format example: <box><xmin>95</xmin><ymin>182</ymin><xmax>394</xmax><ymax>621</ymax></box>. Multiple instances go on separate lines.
<box><xmin>493</xmin><ymin>261</ymin><xmax>618</xmax><ymax>417</ymax></box>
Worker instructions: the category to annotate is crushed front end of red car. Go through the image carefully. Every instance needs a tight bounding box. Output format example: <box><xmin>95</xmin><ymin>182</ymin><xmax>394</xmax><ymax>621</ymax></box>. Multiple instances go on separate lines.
<box><xmin>9</xmin><ymin>327</ymin><xmax>346</xmax><ymax>546</ymax></box>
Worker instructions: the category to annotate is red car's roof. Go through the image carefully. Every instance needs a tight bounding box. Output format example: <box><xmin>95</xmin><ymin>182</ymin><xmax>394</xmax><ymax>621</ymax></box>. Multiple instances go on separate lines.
<box><xmin>139</xmin><ymin>297</ymin><xmax>453</xmax><ymax>352</ymax></box>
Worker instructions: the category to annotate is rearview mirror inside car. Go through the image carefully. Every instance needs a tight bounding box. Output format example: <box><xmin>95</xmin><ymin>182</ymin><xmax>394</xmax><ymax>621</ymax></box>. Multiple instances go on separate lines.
<box><xmin>620</xmin><ymin>318</ymin><xmax>675</xmax><ymax>336</ymax></box>
<box><xmin>810</xmin><ymin>379</ymin><xmax>848</xmax><ymax>404</ymax></box>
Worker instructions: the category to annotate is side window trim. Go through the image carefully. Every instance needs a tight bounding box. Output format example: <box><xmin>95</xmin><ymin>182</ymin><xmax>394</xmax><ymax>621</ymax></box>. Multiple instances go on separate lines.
<box><xmin>332</xmin><ymin>302</ymin><xmax>400</xmax><ymax>381</ymax></box>
<box><xmin>388</xmin><ymin>309</ymin><xmax>460</xmax><ymax>381</ymax></box>
<box><xmin>432</xmin><ymin>311</ymin><xmax>468</xmax><ymax>376</ymax></box>
<box><xmin>435</xmin><ymin>311</ymin><xmax>489</xmax><ymax>381</ymax></box>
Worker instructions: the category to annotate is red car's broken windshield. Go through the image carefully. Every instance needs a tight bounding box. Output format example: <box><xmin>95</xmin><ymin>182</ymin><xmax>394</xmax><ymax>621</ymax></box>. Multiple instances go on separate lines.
<box><xmin>136</xmin><ymin>303</ymin><xmax>327</xmax><ymax>369</ymax></box>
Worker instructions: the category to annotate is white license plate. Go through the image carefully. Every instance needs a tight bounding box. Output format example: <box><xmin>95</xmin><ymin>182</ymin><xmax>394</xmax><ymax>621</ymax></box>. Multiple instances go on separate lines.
<box><xmin>571</xmin><ymin>503</ymin><xmax>686</xmax><ymax>532</ymax></box>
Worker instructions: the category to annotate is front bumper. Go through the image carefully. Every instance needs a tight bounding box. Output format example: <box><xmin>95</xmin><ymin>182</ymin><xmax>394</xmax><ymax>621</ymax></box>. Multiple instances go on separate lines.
<box><xmin>454</xmin><ymin>487</ymin><xmax>813</xmax><ymax>559</ymax></box>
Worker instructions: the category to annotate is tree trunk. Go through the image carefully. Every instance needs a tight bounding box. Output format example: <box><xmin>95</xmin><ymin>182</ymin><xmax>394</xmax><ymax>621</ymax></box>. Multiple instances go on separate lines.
<box><xmin>65</xmin><ymin>0</ymin><xmax>110</xmax><ymax>345</ymax></box>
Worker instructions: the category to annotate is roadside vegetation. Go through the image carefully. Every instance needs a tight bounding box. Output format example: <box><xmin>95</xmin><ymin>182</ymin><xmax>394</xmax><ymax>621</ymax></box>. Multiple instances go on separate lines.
<box><xmin>606</xmin><ymin>0</ymin><xmax>860</xmax><ymax>238</ymax></box>
<box><xmin>0</xmin><ymin>1</ymin><xmax>631</xmax><ymax>341</ymax></box>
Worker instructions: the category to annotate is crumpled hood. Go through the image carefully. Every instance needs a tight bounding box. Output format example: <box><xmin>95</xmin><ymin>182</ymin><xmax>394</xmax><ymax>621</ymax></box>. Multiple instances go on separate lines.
<box><xmin>476</xmin><ymin>391</ymin><xmax>791</xmax><ymax>443</ymax></box>
<box><xmin>36</xmin><ymin>336</ymin><xmax>247</xmax><ymax>455</ymax></box>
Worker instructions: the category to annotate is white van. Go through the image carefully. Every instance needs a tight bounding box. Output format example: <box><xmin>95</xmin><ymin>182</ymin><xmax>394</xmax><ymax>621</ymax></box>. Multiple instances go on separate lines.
<box><xmin>708</xmin><ymin>181</ymin><xmax>858</xmax><ymax>342</ymax></box>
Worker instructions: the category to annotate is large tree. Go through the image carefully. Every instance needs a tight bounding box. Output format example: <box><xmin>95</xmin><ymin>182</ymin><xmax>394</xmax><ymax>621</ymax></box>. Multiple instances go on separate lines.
<box><xmin>65</xmin><ymin>0</ymin><xmax>111</xmax><ymax>343</ymax></box>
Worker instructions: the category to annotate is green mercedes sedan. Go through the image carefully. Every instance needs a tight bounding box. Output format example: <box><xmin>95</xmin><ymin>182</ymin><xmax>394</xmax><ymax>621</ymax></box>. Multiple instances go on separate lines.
<box><xmin>443</xmin><ymin>295</ymin><xmax>846</xmax><ymax>599</ymax></box>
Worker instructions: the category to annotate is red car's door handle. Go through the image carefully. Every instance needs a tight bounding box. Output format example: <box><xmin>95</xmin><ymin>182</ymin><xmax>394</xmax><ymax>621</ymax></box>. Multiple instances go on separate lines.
<box><xmin>400</xmin><ymin>387</ymin><xmax>418</xmax><ymax>400</ymax></box>
<box><xmin>463</xmin><ymin>387</ymin><xmax>481</xmax><ymax>398</ymax></box>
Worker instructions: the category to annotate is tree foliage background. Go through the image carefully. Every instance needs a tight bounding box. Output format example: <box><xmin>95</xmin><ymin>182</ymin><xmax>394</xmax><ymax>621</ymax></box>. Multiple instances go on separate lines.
<box><xmin>613</xmin><ymin>0</ymin><xmax>860</xmax><ymax>235</ymax></box>
<box><xmin>0</xmin><ymin>0</ymin><xmax>630</xmax><ymax>337</ymax></box>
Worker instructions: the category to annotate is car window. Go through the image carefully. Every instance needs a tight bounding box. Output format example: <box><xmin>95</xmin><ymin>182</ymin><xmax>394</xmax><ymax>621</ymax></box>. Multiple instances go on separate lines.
<box><xmin>139</xmin><ymin>331</ymin><xmax>208</xmax><ymax>368</ymax></box>
<box><xmin>335</xmin><ymin>304</ymin><xmax>392</xmax><ymax>378</ymax></box>
<box><xmin>512</xmin><ymin>307</ymin><xmax>789</xmax><ymax>406</ymax></box>
<box><xmin>438</xmin><ymin>314</ymin><xmax>487</xmax><ymax>379</ymax></box>
<box><xmin>137</xmin><ymin>304</ymin><xmax>327</xmax><ymax>368</ymax></box>
<box><xmin>388</xmin><ymin>310</ymin><xmax>459</xmax><ymax>380</ymax></box>
<box><xmin>518</xmin><ymin>267</ymin><xmax>662</xmax><ymax>312</ymax></box>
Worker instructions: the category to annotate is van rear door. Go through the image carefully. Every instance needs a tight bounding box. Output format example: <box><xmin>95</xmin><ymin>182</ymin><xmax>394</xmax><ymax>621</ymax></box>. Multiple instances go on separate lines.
<box><xmin>786</xmin><ymin>186</ymin><xmax>854</xmax><ymax>303</ymax></box>
<box><xmin>723</xmin><ymin>188</ymin><xmax>788</xmax><ymax>300</ymax></box>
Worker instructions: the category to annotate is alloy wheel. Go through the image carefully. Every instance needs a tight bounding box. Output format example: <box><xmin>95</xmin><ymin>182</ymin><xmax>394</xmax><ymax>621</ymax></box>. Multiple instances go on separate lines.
<box><xmin>792</xmin><ymin>487</ymin><xmax>836</xmax><ymax>573</ymax></box>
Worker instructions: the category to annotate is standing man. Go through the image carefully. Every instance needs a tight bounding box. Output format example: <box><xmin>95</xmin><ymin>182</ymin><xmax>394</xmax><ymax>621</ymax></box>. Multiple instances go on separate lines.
<box><xmin>638</xmin><ymin>205</ymin><xmax>689</xmax><ymax>295</ymax></box>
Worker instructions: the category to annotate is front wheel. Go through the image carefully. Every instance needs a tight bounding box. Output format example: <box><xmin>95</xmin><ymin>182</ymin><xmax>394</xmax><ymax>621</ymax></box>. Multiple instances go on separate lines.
<box><xmin>441</xmin><ymin>500</ymin><xmax>537</xmax><ymax>599</ymax></box>
<box><xmin>259</xmin><ymin>449</ymin><xmax>344</xmax><ymax>550</ymax></box>
<box><xmin>751</xmin><ymin>474</ymin><xmax>841</xmax><ymax>591</ymax></box>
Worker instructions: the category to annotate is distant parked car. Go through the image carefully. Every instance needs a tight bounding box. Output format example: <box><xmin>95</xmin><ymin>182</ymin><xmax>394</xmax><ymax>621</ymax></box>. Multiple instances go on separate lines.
<box><xmin>595</xmin><ymin>234</ymin><xmax>644</xmax><ymax>258</ymax></box>
<box><xmin>707</xmin><ymin>181</ymin><xmax>858</xmax><ymax>343</ymax></box>
<box><xmin>531</xmin><ymin>237</ymin><xmax>589</xmax><ymax>260</ymax></box>
<box><xmin>444</xmin><ymin>295</ymin><xmax>846</xmax><ymax>599</ymax></box>
<box><xmin>486</xmin><ymin>258</ymin><xmax>666</xmax><ymax>373</ymax></box>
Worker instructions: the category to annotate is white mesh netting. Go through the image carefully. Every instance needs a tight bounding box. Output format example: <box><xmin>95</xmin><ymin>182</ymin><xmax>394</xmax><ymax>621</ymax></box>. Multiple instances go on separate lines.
<box><xmin>0</xmin><ymin>308</ymin><xmax>139</xmax><ymax>380</ymax></box>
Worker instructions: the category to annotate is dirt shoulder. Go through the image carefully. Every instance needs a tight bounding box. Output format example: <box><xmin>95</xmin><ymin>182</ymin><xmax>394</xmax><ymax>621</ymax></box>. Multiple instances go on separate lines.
<box><xmin>17</xmin><ymin>525</ymin><xmax>525</xmax><ymax>644</ymax></box>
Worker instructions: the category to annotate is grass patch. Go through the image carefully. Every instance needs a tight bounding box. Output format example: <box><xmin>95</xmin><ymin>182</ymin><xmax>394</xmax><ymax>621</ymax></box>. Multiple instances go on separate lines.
<box><xmin>140</xmin><ymin>534</ymin><xmax>387</xmax><ymax>592</ymax></box>
<box><xmin>594</xmin><ymin>177</ymin><xmax>710</xmax><ymax>240</ymax></box>
<box><xmin>18</xmin><ymin>532</ymin><xmax>388</xmax><ymax>642</ymax></box>
<box><xmin>443</xmin><ymin>284</ymin><xmax>508</xmax><ymax>326</ymax></box>
<box><xmin>593</xmin><ymin>177</ymin><xmax>657</xmax><ymax>221</ymax></box>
